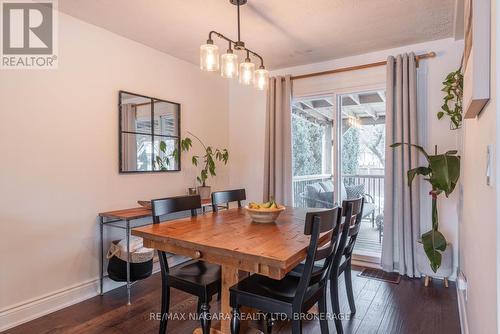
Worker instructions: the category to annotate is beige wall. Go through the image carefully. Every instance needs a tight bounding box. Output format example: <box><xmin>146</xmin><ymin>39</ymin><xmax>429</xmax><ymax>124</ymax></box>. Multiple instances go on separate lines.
<box><xmin>229</xmin><ymin>38</ymin><xmax>464</xmax><ymax>277</ymax></box>
<box><xmin>459</xmin><ymin>0</ymin><xmax>498</xmax><ymax>332</ymax></box>
<box><xmin>0</xmin><ymin>11</ymin><xmax>230</xmax><ymax>321</ymax></box>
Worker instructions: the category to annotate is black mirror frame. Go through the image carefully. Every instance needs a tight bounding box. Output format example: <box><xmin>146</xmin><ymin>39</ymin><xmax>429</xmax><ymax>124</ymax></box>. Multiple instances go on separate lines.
<box><xmin>118</xmin><ymin>90</ymin><xmax>181</xmax><ymax>173</ymax></box>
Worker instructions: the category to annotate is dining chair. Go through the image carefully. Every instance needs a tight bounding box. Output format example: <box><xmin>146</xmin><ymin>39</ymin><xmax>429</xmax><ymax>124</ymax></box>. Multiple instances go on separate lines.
<box><xmin>330</xmin><ymin>197</ymin><xmax>365</xmax><ymax>334</ymax></box>
<box><xmin>151</xmin><ymin>195</ymin><xmax>221</xmax><ymax>334</ymax></box>
<box><xmin>228</xmin><ymin>206</ymin><xmax>345</xmax><ymax>334</ymax></box>
<box><xmin>211</xmin><ymin>188</ymin><xmax>246</xmax><ymax>212</ymax></box>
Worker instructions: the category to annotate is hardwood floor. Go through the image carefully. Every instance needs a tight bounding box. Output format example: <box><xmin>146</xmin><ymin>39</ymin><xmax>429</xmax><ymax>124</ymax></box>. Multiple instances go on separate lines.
<box><xmin>4</xmin><ymin>267</ymin><xmax>460</xmax><ymax>334</ymax></box>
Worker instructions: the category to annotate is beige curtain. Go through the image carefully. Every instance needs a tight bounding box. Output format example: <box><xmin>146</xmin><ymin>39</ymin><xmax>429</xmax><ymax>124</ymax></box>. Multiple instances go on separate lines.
<box><xmin>382</xmin><ymin>53</ymin><xmax>421</xmax><ymax>277</ymax></box>
<box><xmin>263</xmin><ymin>75</ymin><xmax>293</xmax><ymax>205</ymax></box>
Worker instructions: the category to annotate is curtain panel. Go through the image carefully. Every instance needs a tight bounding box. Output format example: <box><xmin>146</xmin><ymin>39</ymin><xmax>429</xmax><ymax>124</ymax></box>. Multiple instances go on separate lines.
<box><xmin>381</xmin><ymin>53</ymin><xmax>421</xmax><ymax>277</ymax></box>
<box><xmin>263</xmin><ymin>75</ymin><xmax>293</xmax><ymax>205</ymax></box>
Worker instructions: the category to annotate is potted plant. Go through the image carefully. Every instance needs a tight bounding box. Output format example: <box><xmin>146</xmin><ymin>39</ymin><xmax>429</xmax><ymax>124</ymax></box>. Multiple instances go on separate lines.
<box><xmin>175</xmin><ymin>132</ymin><xmax>228</xmax><ymax>199</ymax></box>
<box><xmin>391</xmin><ymin>143</ymin><xmax>460</xmax><ymax>285</ymax></box>
<box><xmin>437</xmin><ymin>68</ymin><xmax>463</xmax><ymax>129</ymax></box>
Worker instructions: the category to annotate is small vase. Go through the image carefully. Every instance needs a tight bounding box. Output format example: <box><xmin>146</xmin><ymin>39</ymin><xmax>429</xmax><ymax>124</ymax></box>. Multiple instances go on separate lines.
<box><xmin>197</xmin><ymin>186</ymin><xmax>211</xmax><ymax>200</ymax></box>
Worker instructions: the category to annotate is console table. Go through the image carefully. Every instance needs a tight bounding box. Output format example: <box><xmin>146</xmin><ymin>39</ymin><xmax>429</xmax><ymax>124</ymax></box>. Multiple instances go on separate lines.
<box><xmin>98</xmin><ymin>199</ymin><xmax>212</xmax><ymax>305</ymax></box>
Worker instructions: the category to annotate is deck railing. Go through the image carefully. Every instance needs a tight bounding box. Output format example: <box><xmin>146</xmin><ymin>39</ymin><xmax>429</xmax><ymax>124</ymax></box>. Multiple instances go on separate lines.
<box><xmin>343</xmin><ymin>174</ymin><xmax>384</xmax><ymax>215</ymax></box>
<box><xmin>292</xmin><ymin>174</ymin><xmax>331</xmax><ymax>208</ymax></box>
<box><xmin>292</xmin><ymin>173</ymin><xmax>384</xmax><ymax>215</ymax></box>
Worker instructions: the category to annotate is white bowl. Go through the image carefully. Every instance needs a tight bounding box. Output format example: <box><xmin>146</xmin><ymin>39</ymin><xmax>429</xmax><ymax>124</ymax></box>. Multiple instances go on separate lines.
<box><xmin>245</xmin><ymin>205</ymin><xmax>286</xmax><ymax>223</ymax></box>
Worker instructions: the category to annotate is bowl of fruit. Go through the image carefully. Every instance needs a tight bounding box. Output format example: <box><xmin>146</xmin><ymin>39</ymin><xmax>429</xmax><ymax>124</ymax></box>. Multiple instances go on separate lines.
<box><xmin>245</xmin><ymin>200</ymin><xmax>286</xmax><ymax>223</ymax></box>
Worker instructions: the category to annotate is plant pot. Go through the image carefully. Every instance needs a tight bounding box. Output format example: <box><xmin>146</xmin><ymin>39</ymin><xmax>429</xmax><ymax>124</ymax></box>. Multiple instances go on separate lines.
<box><xmin>416</xmin><ymin>242</ymin><xmax>453</xmax><ymax>279</ymax></box>
<box><xmin>197</xmin><ymin>186</ymin><xmax>211</xmax><ymax>200</ymax></box>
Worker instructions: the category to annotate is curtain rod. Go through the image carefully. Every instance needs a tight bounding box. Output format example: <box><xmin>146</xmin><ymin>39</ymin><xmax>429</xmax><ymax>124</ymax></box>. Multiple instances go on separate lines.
<box><xmin>287</xmin><ymin>51</ymin><xmax>436</xmax><ymax>81</ymax></box>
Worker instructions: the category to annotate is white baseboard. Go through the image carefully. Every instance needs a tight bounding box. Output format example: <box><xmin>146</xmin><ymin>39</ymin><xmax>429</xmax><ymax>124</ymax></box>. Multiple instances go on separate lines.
<box><xmin>0</xmin><ymin>255</ymin><xmax>188</xmax><ymax>332</ymax></box>
<box><xmin>457</xmin><ymin>283</ymin><xmax>469</xmax><ymax>334</ymax></box>
<box><xmin>0</xmin><ymin>278</ymin><xmax>99</xmax><ymax>332</ymax></box>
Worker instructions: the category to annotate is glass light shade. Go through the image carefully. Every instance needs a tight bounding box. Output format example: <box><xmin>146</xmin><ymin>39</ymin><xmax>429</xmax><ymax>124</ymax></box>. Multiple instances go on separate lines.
<box><xmin>239</xmin><ymin>61</ymin><xmax>255</xmax><ymax>85</ymax></box>
<box><xmin>200</xmin><ymin>44</ymin><xmax>219</xmax><ymax>71</ymax></box>
<box><xmin>253</xmin><ymin>68</ymin><xmax>269</xmax><ymax>90</ymax></box>
<box><xmin>220</xmin><ymin>52</ymin><xmax>239</xmax><ymax>78</ymax></box>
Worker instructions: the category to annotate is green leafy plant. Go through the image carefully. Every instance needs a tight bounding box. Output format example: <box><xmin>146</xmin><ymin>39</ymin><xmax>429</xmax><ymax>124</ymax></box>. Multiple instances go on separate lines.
<box><xmin>175</xmin><ymin>132</ymin><xmax>228</xmax><ymax>186</ymax></box>
<box><xmin>437</xmin><ymin>68</ymin><xmax>463</xmax><ymax>129</ymax></box>
<box><xmin>155</xmin><ymin>141</ymin><xmax>175</xmax><ymax>171</ymax></box>
<box><xmin>391</xmin><ymin>143</ymin><xmax>460</xmax><ymax>272</ymax></box>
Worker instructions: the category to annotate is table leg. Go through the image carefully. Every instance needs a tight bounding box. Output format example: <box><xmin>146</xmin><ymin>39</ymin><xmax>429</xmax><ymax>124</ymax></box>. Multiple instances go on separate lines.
<box><xmin>193</xmin><ymin>265</ymin><xmax>250</xmax><ymax>334</ymax></box>
<box><xmin>126</xmin><ymin>220</ymin><xmax>131</xmax><ymax>305</ymax></box>
<box><xmin>99</xmin><ymin>217</ymin><xmax>104</xmax><ymax>295</ymax></box>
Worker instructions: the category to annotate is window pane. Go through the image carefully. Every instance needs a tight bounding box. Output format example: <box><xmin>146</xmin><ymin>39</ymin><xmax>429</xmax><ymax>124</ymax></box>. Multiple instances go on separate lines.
<box><xmin>291</xmin><ymin>96</ymin><xmax>334</xmax><ymax>208</ymax></box>
<box><xmin>153</xmin><ymin>137</ymin><xmax>179</xmax><ymax>171</ymax></box>
<box><xmin>153</xmin><ymin>100</ymin><xmax>179</xmax><ymax>136</ymax></box>
<box><xmin>121</xmin><ymin>93</ymin><xmax>151</xmax><ymax>134</ymax></box>
<box><xmin>121</xmin><ymin>133</ymin><xmax>152</xmax><ymax>172</ymax></box>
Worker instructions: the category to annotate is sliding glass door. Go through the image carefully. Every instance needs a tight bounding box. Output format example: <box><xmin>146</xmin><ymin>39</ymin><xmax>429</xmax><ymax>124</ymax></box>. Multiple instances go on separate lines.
<box><xmin>337</xmin><ymin>89</ymin><xmax>386</xmax><ymax>262</ymax></box>
<box><xmin>291</xmin><ymin>89</ymin><xmax>386</xmax><ymax>263</ymax></box>
<box><xmin>291</xmin><ymin>96</ymin><xmax>335</xmax><ymax>209</ymax></box>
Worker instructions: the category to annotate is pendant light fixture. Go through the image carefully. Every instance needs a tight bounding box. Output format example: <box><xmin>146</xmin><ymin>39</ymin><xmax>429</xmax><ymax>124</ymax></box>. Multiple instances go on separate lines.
<box><xmin>199</xmin><ymin>0</ymin><xmax>269</xmax><ymax>90</ymax></box>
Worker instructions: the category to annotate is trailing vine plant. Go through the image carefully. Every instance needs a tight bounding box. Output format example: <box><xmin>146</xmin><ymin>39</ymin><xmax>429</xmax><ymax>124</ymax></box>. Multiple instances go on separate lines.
<box><xmin>437</xmin><ymin>68</ymin><xmax>463</xmax><ymax>129</ymax></box>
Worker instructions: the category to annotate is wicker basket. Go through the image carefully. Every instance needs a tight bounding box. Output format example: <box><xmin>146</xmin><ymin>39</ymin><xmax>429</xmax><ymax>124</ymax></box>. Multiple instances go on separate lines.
<box><xmin>106</xmin><ymin>240</ymin><xmax>153</xmax><ymax>282</ymax></box>
<box><xmin>106</xmin><ymin>239</ymin><xmax>154</xmax><ymax>263</ymax></box>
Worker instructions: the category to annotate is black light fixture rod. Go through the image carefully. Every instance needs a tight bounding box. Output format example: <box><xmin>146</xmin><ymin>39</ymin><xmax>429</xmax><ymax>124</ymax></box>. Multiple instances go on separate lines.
<box><xmin>237</xmin><ymin>1</ymin><xmax>241</xmax><ymax>42</ymax></box>
<box><xmin>207</xmin><ymin>30</ymin><xmax>265</xmax><ymax>68</ymax></box>
<box><xmin>245</xmin><ymin>47</ymin><xmax>264</xmax><ymax>68</ymax></box>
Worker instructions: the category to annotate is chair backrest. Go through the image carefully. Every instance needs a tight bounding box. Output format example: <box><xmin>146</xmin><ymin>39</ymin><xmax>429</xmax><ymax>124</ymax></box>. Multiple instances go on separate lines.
<box><xmin>151</xmin><ymin>195</ymin><xmax>201</xmax><ymax>274</ymax></box>
<box><xmin>293</xmin><ymin>206</ymin><xmax>342</xmax><ymax>309</ymax></box>
<box><xmin>151</xmin><ymin>195</ymin><xmax>201</xmax><ymax>224</ymax></box>
<box><xmin>211</xmin><ymin>189</ymin><xmax>246</xmax><ymax>212</ymax></box>
<box><xmin>341</xmin><ymin>196</ymin><xmax>365</xmax><ymax>258</ymax></box>
<box><xmin>331</xmin><ymin>197</ymin><xmax>364</xmax><ymax>277</ymax></box>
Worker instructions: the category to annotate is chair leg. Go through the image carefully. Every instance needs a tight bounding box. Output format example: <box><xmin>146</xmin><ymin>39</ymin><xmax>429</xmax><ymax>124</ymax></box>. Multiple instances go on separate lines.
<box><xmin>291</xmin><ymin>319</ymin><xmax>302</xmax><ymax>334</ymax></box>
<box><xmin>372</xmin><ymin>211</ymin><xmax>375</xmax><ymax>228</ymax></box>
<box><xmin>330</xmin><ymin>277</ymin><xmax>343</xmax><ymax>334</ymax></box>
<box><xmin>159</xmin><ymin>285</ymin><xmax>170</xmax><ymax>334</ymax></box>
<box><xmin>231</xmin><ymin>306</ymin><xmax>241</xmax><ymax>334</ymax></box>
<box><xmin>264</xmin><ymin>313</ymin><xmax>274</xmax><ymax>334</ymax></box>
<box><xmin>344</xmin><ymin>260</ymin><xmax>356</xmax><ymax>314</ymax></box>
<box><xmin>200</xmin><ymin>302</ymin><xmax>211</xmax><ymax>334</ymax></box>
<box><xmin>318</xmin><ymin>288</ymin><xmax>329</xmax><ymax>334</ymax></box>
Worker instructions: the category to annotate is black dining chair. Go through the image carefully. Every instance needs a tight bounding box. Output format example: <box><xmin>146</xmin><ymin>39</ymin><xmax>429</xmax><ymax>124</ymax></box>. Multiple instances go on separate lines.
<box><xmin>288</xmin><ymin>197</ymin><xmax>363</xmax><ymax>334</ymax></box>
<box><xmin>151</xmin><ymin>195</ymin><xmax>221</xmax><ymax>334</ymax></box>
<box><xmin>211</xmin><ymin>189</ymin><xmax>246</xmax><ymax>212</ymax></box>
<box><xmin>228</xmin><ymin>206</ymin><xmax>345</xmax><ymax>334</ymax></box>
<box><xmin>330</xmin><ymin>197</ymin><xmax>364</xmax><ymax>334</ymax></box>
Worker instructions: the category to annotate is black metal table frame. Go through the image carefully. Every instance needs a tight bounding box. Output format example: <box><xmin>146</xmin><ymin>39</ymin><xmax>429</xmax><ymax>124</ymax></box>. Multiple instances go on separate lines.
<box><xmin>99</xmin><ymin>216</ymin><xmax>154</xmax><ymax>305</ymax></box>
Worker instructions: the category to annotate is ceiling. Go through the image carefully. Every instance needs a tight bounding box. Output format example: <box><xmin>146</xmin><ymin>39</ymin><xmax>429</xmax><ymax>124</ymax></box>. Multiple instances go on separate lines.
<box><xmin>59</xmin><ymin>0</ymin><xmax>459</xmax><ymax>70</ymax></box>
<box><xmin>293</xmin><ymin>91</ymin><xmax>386</xmax><ymax>126</ymax></box>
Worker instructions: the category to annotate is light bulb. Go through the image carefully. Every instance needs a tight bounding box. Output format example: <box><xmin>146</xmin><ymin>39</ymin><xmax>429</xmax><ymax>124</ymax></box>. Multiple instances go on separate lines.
<box><xmin>239</xmin><ymin>60</ymin><xmax>255</xmax><ymax>85</ymax></box>
<box><xmin>254</xmin><ymin>67</ymin><xmax>269</xmax><ymax>90</ymax></box>
<box><xmin>221</xmin><ymin>51</ymin><xmax>238</xmax><ymax>78</ymax></box>
<box><xmin>200</xmin><ymin>43</ymin><xmax>219</xmax><ymax>71</ymax></box>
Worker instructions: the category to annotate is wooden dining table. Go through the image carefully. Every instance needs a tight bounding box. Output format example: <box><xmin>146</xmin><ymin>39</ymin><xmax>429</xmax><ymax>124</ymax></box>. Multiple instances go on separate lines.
<box><xmin>132</xmin><ymin>206</ymin><xmax>330</xmax><ymax>334</ymax></box>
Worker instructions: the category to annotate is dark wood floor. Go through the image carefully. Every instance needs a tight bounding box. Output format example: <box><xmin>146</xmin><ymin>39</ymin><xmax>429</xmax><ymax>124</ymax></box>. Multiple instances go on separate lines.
<box><xmin>4</xmin><ymin>267</ymin><xmax>460</xmax><ymax>334</ymax></box>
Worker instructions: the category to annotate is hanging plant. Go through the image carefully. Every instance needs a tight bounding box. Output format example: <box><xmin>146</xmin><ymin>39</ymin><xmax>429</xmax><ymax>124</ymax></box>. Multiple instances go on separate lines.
<box><xmin>437</xmin><ymin>68</ymin><xmax>463</xmax><ymax>129</ymax></box>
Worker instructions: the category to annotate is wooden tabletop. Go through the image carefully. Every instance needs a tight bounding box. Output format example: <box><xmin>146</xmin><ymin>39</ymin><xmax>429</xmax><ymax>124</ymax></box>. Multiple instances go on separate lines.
<box><xmin>99</xmin><ymin>207</ymin><xmax>152</xmax><ymax>220</ymax></box>
<box><xmin>132</xmin><ymin>206</ymin><xmax>328</xmax><ymax>279</ymax></box>
<box><xmin>98</xmin><ymin>199</ymin><xmax>212</xmax><ymax>220</ymax></box>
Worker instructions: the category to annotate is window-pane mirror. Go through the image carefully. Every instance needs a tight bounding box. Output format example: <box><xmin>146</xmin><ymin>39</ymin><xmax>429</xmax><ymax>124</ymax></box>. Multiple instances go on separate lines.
<box><xmin>119</xmin><ymin>91</ymin><xmax>181</xmax><ymax>173</ymax></box>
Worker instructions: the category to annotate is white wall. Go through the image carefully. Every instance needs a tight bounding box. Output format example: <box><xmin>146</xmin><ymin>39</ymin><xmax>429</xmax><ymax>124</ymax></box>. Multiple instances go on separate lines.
<box><xmin>229</xmin><ymin>38</ymin><xmax>464</xmax><ymax>276</ymax></box>
<box><xmin>459</xmin><ymin>0</ymin><xmax>498</xmax><ymax>333</ymax></box>
<box><xmin>0</xmin><ymin>12</ymin><xmax>230</xmax><ymax>329</ymax></box>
